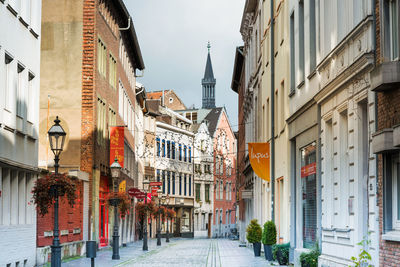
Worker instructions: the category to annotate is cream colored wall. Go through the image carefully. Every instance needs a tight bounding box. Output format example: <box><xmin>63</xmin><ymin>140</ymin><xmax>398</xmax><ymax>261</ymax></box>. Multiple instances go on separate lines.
<box><xmin>258</xmin><ymin>0</ymin><xmax>291</xmax><ymax>243</ymax></box>
<box><xmin>38</xmin><ymin>0</ymin><xmax>83</xmax><ymax>169</ymax></box>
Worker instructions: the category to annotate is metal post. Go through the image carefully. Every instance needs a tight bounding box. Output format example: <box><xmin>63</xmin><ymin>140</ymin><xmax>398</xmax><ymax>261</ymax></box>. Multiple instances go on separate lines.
<box><xmin>157</xmin><ymin>200</ymin><xmax>161</xmax><ymax>246</ymax></box>
<box><xmin>112</xmin><ymin>180</ymin><xmax>120</xmax><ymax>260</ymax></box>
<box><xmin>143</xmin><ymin>191</ymin><xmax>148</xmax><ymax>251</ymax></box>
<box><xmin>166</xmin><ymin>216</ymin><xmax>170</xmax><ymax>242</ymax></box>
<box><xmin>51</xmin><ymin>157</ymin><xmax>61</xmax><ymax>267</ymax></box>
<box><xmin>270</xmin><ymin>0</ymin><xmax>275</xmax><ymax>223</ymax></box>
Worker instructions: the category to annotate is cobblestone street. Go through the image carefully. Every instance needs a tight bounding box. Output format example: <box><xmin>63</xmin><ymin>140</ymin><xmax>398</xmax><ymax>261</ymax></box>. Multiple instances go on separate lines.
<box><xmin>62</xmin><ymin>238</ymin><xmax>272</xmax><ymax>267</ymax></box>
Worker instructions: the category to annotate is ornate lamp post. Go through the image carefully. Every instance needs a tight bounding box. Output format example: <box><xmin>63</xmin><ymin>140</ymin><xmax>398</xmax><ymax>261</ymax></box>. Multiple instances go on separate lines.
<box><xmin>110</xmin><ymin>158</ymin><xmax>121</xmax><ymax>260</ymax></box>
<box><xmin>156</xmin><ymin>190</ymin><xmax>163</xmax><ymax>246</ymax></box>
<box><xmin>142</xmin><ymin>179</ymin><xmax>150</xmax><ymax>251</ymax></box>
<box><xmin>164</xmin><ymin>195</ymin><xmax>170</xmax><ymax>242</ymax></box>
<box><xmin>48</xmin><ymin>116</ymin><xmax>66</xmax><ymax>267</ymax></box>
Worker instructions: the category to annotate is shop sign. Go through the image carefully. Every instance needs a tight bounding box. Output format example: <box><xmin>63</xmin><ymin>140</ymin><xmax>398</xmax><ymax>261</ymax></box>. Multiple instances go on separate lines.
<box><xmin>248</xmin><ymin>142</ymin><xmax>270</xmax><ymax>181</ymax></box>
<box><xmin>301</xmin><ymin>162</ymin><xmax>316</xmax><ymax>178</ymax></box>
<box><xmin>119</xmin><ymin>180</ymin><xmax>126</xmax><ymax>192</ymax></box>
<box><xmin>150</xmin><ymin>181</ymin><xmax>162</xmax><ymax>187</ymax></box>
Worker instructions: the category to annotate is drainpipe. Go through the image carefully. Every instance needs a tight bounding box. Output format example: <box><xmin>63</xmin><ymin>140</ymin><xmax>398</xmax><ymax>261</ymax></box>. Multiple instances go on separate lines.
<box><xmin>270</xmin><ymin>0</ymin><xmax>275</xmax><ymax>222</ymax></box>
<box><xmin>119</xmin><ymin>17</ymin><xmax>131</xmax><ymax>31</ymax></box>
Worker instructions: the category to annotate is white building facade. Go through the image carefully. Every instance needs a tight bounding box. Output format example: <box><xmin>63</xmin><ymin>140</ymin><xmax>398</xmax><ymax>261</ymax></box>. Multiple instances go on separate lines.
<box><xmin>288</xmin><ymin>0</ymin><xmax>378</xmax><ymax>266</ymax></box>
<box><xmin>0</xmin><ymin>0</ymin><xmax>41</xmax><ymax>266</ymax></box>
<box><xmin>193</xmin><ymin>122</ymin><xmax>214</xmax><ymax>238</ymax></box>
<box><xmin>155</xmin><ymin>107</ymin><xmax>195</xmax><ymax>237</ymax></box>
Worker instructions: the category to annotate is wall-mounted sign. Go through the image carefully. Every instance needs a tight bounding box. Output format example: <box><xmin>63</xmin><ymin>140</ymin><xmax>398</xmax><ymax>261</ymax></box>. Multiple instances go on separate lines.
<box><xmin>301</xmin><ymin>162</ymin><xmax>316</xmax><ymax>178</ymax></box>
<box><xmin>248</xmin><ymin>142</ymin><xmax>270</xmax><ymax>181</ymax></box>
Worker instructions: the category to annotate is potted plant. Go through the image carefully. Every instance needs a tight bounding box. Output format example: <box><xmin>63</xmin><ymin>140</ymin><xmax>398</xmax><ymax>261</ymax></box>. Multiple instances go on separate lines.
<box><xmin>246</xmin><ymin>219</ymin><xmax>262</xmax><ymax>257</ymax></box>
<box><xmin>299</xmin><ymin>246</ymin><xmax>320</xmax><ymax>267</ymax></box>
<box><xmin>32</xmin><ymin>173</ymin><xmax>78</xmax><ymax>216</ymax></box>
<box><xmin>262</xmin><ymin>220</ymin><xmax>277</xmax><ymax>261</ymax></box>
<box><xmin>272</xmin><ymin>242</ymin><xmax>290</xmax><ymax>265</ymax></box>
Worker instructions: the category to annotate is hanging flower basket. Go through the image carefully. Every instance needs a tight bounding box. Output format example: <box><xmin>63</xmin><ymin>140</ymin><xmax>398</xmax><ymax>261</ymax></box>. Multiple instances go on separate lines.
<box><xmin>135</xmin><ymin>201</ymin><xmax>155</xmax><ymax>220</ymax></box>
<box><xmin>32</xmin><ymin>173</ymin><xmax>77</xmax><ymax>216</ymax></box>
<box><xmin>105</xmin><ymin>192</ymin><xmax>131</xmax><ymax>218</ymax></box>
<box><xmin>152</xmin><ymin>206</ymin><xmax>167</xmax><ymax>220</ymax></box>
<box><xmin>166</xmin><ymin>208</ymin><xmax>176</xmax><ymax>219</ymax></box>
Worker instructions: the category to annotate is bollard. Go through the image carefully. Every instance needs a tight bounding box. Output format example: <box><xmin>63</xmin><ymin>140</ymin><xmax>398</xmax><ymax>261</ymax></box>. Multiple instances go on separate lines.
<box><xmin>86</xmin><ymin>241</ymin><xmax>97</xmax><ymax>267</ymax></box>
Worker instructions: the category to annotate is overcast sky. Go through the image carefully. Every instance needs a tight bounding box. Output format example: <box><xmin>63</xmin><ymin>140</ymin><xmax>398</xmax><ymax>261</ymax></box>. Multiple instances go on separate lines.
<box><xmin>124</xmin><ymin>0</ymin><xmax>244</xmax><ymax>130</ymax></box>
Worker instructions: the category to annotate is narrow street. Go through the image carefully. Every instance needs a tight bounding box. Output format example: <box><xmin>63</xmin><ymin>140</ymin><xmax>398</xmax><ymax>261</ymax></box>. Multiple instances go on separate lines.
<box><xmin>62</xmin><ymin>239</ymin><xmax>271</xmax><ymax>267</ymax></box>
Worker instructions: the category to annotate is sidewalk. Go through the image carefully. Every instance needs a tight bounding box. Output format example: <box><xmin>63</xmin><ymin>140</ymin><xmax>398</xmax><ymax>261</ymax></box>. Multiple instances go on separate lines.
<box><xmin>62</xmin><ymin>238</ymin><xmax>181</xmax><ymax>267</ymax></box>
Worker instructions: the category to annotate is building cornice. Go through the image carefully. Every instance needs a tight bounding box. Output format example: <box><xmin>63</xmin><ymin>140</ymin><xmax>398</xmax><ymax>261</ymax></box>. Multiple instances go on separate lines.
<box><xmin>156</xmin><ymin>121</ymin><xmax>195</xmax><ymax>137</ymax></box>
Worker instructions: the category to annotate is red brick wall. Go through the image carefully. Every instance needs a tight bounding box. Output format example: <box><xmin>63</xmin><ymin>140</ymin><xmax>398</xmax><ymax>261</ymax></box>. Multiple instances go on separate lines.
<box><xmin>37</xmin><ymin>180</ymin><xmax>84</xmax><ymax>247</ymax></box>
<box><xmin>81</xmin><ymin>0</ymin><xmax>96</xmax><ymax>228</ymax></box>
<box><xmin>376</xmin><ymin>1</ymin><xmax>400</xmax><ymax>264</ymax></box>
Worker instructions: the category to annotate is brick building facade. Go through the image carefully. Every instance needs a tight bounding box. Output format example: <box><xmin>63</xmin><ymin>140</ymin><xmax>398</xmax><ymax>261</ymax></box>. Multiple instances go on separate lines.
<box><xmin>38</xmin><ymin>0</ymin><xmax>144</xmax><ymax>263</ymax></box>
<box><xmin>372</xmin><ymin>0</ymin><xmax>400</xmax><ymax>266</ymax></box>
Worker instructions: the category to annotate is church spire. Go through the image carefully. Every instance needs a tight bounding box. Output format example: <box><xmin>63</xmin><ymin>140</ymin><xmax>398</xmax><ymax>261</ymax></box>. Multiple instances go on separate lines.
<box><xmin>202</xmin><ymin>42</ymin><xmax>216</xmax><ymax>109</ymax></box>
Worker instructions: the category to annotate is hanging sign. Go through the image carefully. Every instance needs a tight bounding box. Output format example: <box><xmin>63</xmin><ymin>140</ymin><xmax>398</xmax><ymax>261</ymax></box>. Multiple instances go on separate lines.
<box><xmin>248</xmin><ymin>142</ymin><xmax>270</xmax><ymax>182</ymax></box>
<box><xmin>110</xmin><ymin>127</ymin><xmax>124</xmax><ymax>167</ymax></box>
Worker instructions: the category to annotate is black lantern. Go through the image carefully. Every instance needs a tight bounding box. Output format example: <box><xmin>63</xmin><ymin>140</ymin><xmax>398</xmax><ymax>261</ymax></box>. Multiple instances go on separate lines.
<box><xmin>48</xmin><ymin>116</ymin><xmax>66</xmax><ymax>158</ymax></box>
<box><xmin>142</xmin><ymin>179</ymin><xmax>150</xmax><ymax>251</ymax></box>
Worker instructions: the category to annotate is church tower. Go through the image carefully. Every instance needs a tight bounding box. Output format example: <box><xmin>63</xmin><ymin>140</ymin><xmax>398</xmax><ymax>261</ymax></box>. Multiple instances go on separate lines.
<box><xmin>202</xmin><ymin>42</ymin><xmax>216</xmax><ymax>109</ymax></box>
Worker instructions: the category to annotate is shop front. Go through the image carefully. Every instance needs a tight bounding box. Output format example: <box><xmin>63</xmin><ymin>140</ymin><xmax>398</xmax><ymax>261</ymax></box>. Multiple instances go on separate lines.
<box><xmin>288</xmin><ymin>102</ymin><xmax>320</xmax><ymax>264</ymax></box>
<box><xmin>99</xmin><ymin>175</ymin><xmax>110</xmax><ymax>247</ymax></box>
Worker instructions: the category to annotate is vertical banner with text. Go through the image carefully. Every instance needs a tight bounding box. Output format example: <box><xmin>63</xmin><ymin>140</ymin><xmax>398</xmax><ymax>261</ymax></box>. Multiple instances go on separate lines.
<box><xmin>248</xmin><ymin>142</ymin><xmax>270</xmax><ymax>182</ymax></box>
<box><xmin>110</xmin><ymin>126</ymin><xmax>124</xmax><ymax>167</ymax></box>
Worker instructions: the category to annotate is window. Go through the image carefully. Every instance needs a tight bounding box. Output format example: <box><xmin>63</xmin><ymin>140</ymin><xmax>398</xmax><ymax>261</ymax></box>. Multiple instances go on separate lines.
<box><xmin>179</xmin><ymin>173</ymin><xmax>182</xmax><ymax>195</ymax></box>
<box><xmin>172</xmin><ymin>142</ymin><xmax>176</xmax><ymax>159</ymax></box>
<box><xmin>184</xmin><ymin>145</ymin><xmax>187</xmax><ymax>162</ymax></box>
<box><xmin>167</xmin><ymin>171</ymin><xmax>171</xmax><ymax>195</ymax></box>
<box><xmin>97</xmin><ymin>38</ymin><xmax>107</xmax><ymax>76</ymax></box>
<box><xmin>216</xmin><ymin>180</ymin><xmax>219</xmax><ymax>200</ymax></box>
<box><xmin>162</xmin><ymin>170</ymin><xmax>166</xmax><ymax>194</ymax></box>
<box><xmin>220</xmin><ymin>180</ymin><xmax>223</xmax><ymax>200</ymax></box>
<box><xmin>4</xmin><ymin>53</ymin><xmax>14</xmax><ymax>111</ymax></box>
<box><xmin>162</xmin><ymin>140</ymin><xmax>166</xmax><ymax>157</ymax></box>
<box><xmin>290</xmin><ymin>12</ymin><xmax>295</xmax><ymax>94</ymax></box>
<box><xmin>389</xmin><ymin>0</ymin><xmax>399</xmax><ymax>60</ymax></box>
<box><xmin>109</xmin><ymin>54</ymin><xmax>117</xmax><ymax>88</ymax></box>
<box><xmin>157</xmin><ymin>169</ymin><xmax>160</xmax><ymax>182</ymax></box>
<box><xmin>172</xmin><ymin>172</ymin><xmax>176</xmax><ymax>195</ymax></box>
<box><xmin>16</xmin><ymin>63</ymin><xmax>25</xmax><ymax>118</ymax></box>
<box><xmin>184</xmin><ymin>174</ymin><xmax>187</xmax><ymax>196</ymax></box>
<box><xmin>189</xmin><ymin>147</ymin><xmax>192</xmax><ymax>163</ymax></box>
<box><xmin>179</xmin><ymin>144</ymin><xmax>182</xmax><ymax>161</ymax></box>
<box><xmin>301</xmin><ymin>143</ymin><xmax>317</xmax><ymax>248</ymax></box>
<box><xmin>97</xmin><ymin>97</ymin><xmax>107</xmax><ymax>145</ymax></box>
<box><xmin>167</xmin><ymin>141</ymin><xmax>171</xmax><ymax>158</ymax></box>
<box><xmin>27</xmin><ymin>72</ymin><xmax>35</xmax><ymax>123</ymax></box>
<box><xmin>189</xmin><ymin>175</ymin><xmax>192</xmax><ymax>196</ymax></box>
<box><xmin>299</xmin><ymin>0</ymin><xmax>305</xmax><ymax>85</ymax></box>
<box><xmin>309</xmin><ymin>0</ymin><xmax>316</xmax><ymax>71</ymax></box>
<box><xmin>390</xmin><ymin>154</ymin><xmax>400</xmax><ymax>230</ymax></box>
<box><xmin>205</xmin><ymin>184</ymin><xmax>210</xmax><ymax>202</ymax></box>
<box><xmin>156</xmin><ymin>138</ymin><xmax>161</xmax><ymax>157</ymax></box>
<box><xmin>196</xmin><ymin>184</ymin><xmax>201</xmax><ymax>201</ymax></box>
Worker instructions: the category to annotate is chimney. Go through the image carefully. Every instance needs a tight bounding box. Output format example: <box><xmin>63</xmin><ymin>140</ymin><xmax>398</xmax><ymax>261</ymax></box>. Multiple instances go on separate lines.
<box><xmin>162</xmin><ymin>90</ymin><xmax>165</xmax><ymax>106</ymax></box>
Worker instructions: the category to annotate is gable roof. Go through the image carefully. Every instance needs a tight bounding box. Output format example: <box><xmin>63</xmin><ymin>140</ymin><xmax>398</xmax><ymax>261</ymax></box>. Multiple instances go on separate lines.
<box><xmin>203</xmin><ymin>107</ymin><xmax>223</xmax><ymax>136</ymax></box>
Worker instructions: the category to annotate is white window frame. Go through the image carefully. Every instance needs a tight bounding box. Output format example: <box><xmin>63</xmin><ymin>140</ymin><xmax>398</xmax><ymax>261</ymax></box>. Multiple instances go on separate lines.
<box><xmin>392</xmin><ymin>154</ymin><xmax>400</xmax><ymax>230</ymax></box>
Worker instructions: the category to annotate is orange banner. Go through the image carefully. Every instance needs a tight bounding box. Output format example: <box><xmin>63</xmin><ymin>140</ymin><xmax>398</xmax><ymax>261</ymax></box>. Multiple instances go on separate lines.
<box><xmin>248</xmin><ymin>142</ymin><xmax>270</xmax><ymax>182</ymax></box>
<box><xmin>110</xmin><ymin>127</ymin><xmax>124</xmax><ymax>168</ymax></box>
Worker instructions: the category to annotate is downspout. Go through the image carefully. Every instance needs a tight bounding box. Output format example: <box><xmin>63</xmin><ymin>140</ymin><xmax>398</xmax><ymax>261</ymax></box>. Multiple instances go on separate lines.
<box><xmin>270</xmin><ymin>0</ymin><xmax>275</xmax><ymax>222</ymax></box>
<box><xmin>119</xmin><ymin>17</ymin><xmax>131</xmax><ymax>31</ymax></box>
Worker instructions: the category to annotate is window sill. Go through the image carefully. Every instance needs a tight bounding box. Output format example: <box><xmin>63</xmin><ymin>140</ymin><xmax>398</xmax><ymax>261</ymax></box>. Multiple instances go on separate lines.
<box><xmin>382</xmin><ymin>231</ymin><xmax>400</xmax><ymax>242</ymax></box>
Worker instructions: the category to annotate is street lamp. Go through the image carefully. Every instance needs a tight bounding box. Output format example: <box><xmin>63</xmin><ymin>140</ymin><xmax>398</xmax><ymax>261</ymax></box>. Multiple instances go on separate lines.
<box><xmin>110</xmin><ymin>158</ymin><xmax>121</xmax><ymax>260</ymax></box>
<box><xmin>48</xmin><ymin>116</ymin><xmax>66</xmax><ymax>267</ymax></box>
<box><xmin>156</xmin><ymin>190</ymin><xmax>163</xmax><ymax>246</ymax></box>
<box><xmin>142</xmin><ymin>179</ymin><xmax>150</xmax><ymax>251</ymax></box>
<box><xmin>164</xmin><ymin>195</ymin><xmax>170</xmax><ymax>242</ymax></box>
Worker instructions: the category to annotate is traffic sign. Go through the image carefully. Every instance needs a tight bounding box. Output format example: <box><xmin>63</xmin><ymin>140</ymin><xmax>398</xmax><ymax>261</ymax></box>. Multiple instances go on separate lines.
<box><xmin>150</xmin><ymin>181</ymin><xmax>162</xmax><ymax>187</ymax></box>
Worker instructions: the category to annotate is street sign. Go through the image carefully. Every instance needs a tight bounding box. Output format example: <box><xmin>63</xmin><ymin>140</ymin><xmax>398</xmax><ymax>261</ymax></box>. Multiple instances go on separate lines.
<box><xmin>128</xmin><ymin>187</ymin><xmax>141</xmax><ymax>197</ymax></box>
<box><xmin>150</xmin><ymin>181</ymin><xmax>162</xmax><ymax>187</ymax></box>
<box><xmin>135</xmin><ymin>193</ymin><xmax>146</xmax><ymax>199</ymax></box>
<box><xmin>151</xmin><ymin>188</ymin><xmax>159</xmax><ymax>197</ymax></box>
